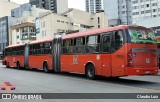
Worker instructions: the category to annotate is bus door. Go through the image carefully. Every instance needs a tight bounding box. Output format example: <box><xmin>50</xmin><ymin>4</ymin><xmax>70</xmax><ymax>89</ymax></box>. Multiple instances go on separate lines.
<box><xmin>101</xmin><ymin>33</ymin><xmax>112</xmax><ymax>77</ymax></box>
<box><xmin>52</xmin><ymin>37</ymin><xmax>62</xmax><ymax>72</ymax></box>
<box><xmin>111</xmin><ymin>30</ymin><xmax>125</xmax><ymax>77</ymax></box>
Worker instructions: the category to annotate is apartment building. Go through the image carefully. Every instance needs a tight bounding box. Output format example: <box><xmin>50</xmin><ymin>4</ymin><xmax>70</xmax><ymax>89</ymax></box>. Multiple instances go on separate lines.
<box><xmin>0</xmin><ymin>16</ymin><xmax>14</xmax><ymax>54</ymax></box>
<box><xmin>0</xmin><ymin>0</ymin><xmax>19</xmax><ymax>54</ymax></box>
<box><xmin>86</xmin><ymin>0</ymin><xmax>132</xmax><ymax>26</ymax></box>
<box><xmin>86</xmin><ymin>0</ymin><xmax>103</xmax><ymax>13</ymax></box>
<box><xmin>132</xmin><ymin>0</ymin><xmax>160</xmax><ymax>24</ymax></box>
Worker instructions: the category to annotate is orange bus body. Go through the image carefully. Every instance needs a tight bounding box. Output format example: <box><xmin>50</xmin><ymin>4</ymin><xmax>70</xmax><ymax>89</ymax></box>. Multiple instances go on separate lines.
<box><xmin>2</xmin><ymin>44</ymin><xmax>25</xmax><ymax>68</ymax></box>
<box><xmin>2</xmin><ymin>25</ymin><xmax>158</xmax><ymax>78</ymax></box>
<box><xmin>28</xmin><ymin>38</ymin><xmax>53</xmax><ymax>70</ymax></box>
<box><xmin>61</xmin><ymin>25</ymin><xmax>158</xmax><ymax>77</ymax></box>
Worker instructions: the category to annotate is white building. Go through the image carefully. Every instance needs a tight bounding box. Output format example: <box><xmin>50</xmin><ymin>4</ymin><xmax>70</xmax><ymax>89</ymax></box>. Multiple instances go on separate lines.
<box><xmin>10</xmin><ymin>5</ymin><xmax>51</xmax><ymax>45</ymax></box>
<box><xmin>118</xmin><ymin>0</ymin><xmax>132</xmax><ymax>25</ymax></box>
<box><xmin>86</xmin><ymin>0</ymin><xmax>103</xmax><ymax>13</ymax></box>
<box><xmin>36</xmin><ymin>8</ymin><xmax>108</xmax><ymax>40</ymax></box>
<box><xmin>132</xmin><ymin>0</ymin><xmax>160</xmax><ymax>24</ymax></box>
<box><xmin>0</xmin><ymin>0</ymin><xmax>19</xmax><ymax>17</ymax></box>
<box><xmin>86</xmin><ymin>0</ymin><xmax>132</xmax><ymax>26</ymax></box>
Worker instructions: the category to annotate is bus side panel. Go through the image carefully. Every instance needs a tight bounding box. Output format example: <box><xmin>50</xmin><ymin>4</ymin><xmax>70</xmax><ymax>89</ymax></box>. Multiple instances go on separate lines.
<box><xmin>111</xmin><ymin>45</ymin><xmax>125</xmax><ymax>77</ymax></box>
<box><xmin>8</xmin><ymin>56</ymin><xmax>16</xmax><ymax>67</ymax></box>
<box><xmin>61</xmin><ymin>55</ymin><xmax>75</xmax><ymax>72</ymax></box>
<box><xmin>72</xmin><ymin>54</ymin><xmax>101</xmax><ymax>75</ymax></box>
<box><xmin>101</xmin><ymin>54</ymin><xmax>112</xmax><ymax>77</ymax></box>
<box><xmin>29</xmin><ymin>55</ymin><xmax>52</xmax><ymax>70</ymax></box>
<box><xmin>61</xmin><ymin>54</ymin><xmax>105</xmax><ymax>76</ymax></box>
<box><xmin>15</xmin><ymin>56</ymin><xmax>24</xmax><ymax>68</ymax></box>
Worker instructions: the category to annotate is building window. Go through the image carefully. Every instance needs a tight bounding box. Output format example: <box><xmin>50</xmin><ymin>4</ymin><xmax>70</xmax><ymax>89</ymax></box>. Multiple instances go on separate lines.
<box><xmin>146</xmin><ymin>4</ymin><xmax>150</xmax><ymax>7</ymax></box>
<box><xmin>153</xmin><ymin>15</ymin><xmax>156</xmax><ymax>17</ymax></box>
<box><xmin>152</xmin><ymin>3</ymin><xmax>157</xmax><ymax>6</ymax></box>
<box><xmin>17</xmin><ymin>35</ymin><xmax>19</xmax><ymax>39</ymax></box>
<box><xmin>141</xmin><ymin>5</ymin><xmax>144</xmax><ymax>8</ymax></box>
<box><xmin>145</xmin><ymin>10</ymin><xmax>151</xmax><ymax>13</ymax></box>
<box><xmin>153</xmin><ymin>9</ymin><xmax>156</xmax><ymax>12</ymax></box>
<box><xmin>98</xmin><ymin>17</ymin><xmax>100</xmax><ymax>24</ymax></box>
<box><xmin>43</xmin><ymin>21</ymin><xmax>45</xmax><ymax>27</ymax></box>
<box><xmin>141</xmin><ymin>11</ymin><xmax>144</xmax><ymax>14</ymax></box>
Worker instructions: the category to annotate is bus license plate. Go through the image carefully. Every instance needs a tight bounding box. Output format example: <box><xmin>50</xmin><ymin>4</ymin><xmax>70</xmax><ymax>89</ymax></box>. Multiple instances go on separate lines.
<box><xmin>145</xmin><ymin>71</ymin><xmax>150</xmax><ymax>74</ymax></box>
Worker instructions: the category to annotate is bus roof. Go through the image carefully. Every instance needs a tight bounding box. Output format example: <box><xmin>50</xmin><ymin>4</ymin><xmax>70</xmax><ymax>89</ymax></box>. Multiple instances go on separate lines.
<box><xmin>29</xmin><ymin>38</ymin><xmax>53</xmax><ymax>44</ymax></box>
<box><xmin>6</xmin><ymin>38</ymin><xmax>53</xmax><ymax>49</ymax></box>
<box><xmin>62</xmin><ymin>25</ymin><xmax>147</xmax><ymax>39</ymax></box>
<box><xmin>6</xmin><ymin>44</ymin><xmax>25</xmax><ymax>49</ymax></box>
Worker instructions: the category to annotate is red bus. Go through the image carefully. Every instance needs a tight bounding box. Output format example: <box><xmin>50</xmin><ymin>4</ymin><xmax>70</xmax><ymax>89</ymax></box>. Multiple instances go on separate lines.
<box><xmin>2</xmin><ymin>25</ymin><xmax>159</xmax><ymax>79</ymax></box>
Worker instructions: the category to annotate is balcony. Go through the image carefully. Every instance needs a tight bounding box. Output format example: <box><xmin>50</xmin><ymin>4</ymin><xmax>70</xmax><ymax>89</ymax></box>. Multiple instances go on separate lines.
<box><xmin>15</xmin><ymin>17</ymin><xmax>35</xmax><ymax>24</ymax></box>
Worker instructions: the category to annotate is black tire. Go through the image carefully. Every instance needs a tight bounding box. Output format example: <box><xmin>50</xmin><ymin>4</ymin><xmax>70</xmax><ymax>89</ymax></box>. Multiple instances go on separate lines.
<box><xmin>44</xmin><ymin>62</ymin><xmax>49</xmax><ymax>73</ymax></box>
<box><xmin>17</xmin><ymin>62</ymin><xmax>20</xmax><ymax>70</ymax></box>
<box><xmin>6</xmin><ymin>62</ymin><xmax>9</xmax><ymax>68</ymax></box>
<box><xmin>86</xmin><ymin>64</ymin><xmax>96</xmax><ymax>80</ymax></box>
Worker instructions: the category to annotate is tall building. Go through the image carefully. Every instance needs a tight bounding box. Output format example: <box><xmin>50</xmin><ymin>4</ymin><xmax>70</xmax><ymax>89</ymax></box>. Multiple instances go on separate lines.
<box><xmin>0</xmin><ymin>0</ymin><xmax>19</xmax><ymax>54</ymax></box>
<box><xmin>103</xmin><ymin>0</ymin><xmax>119</xmax><ymax>20</ymax></box>
<box><xmin>86</xmin><ymin>0</ymin><xmax>103</xmax><ymax>13</ymax></box>
<box><xmin>0</xmin><ymin>16</ymin><xmax>14</xmax><ymax>53</ymax></box>
<box><xmin>29</xmin><ymin>0</ymin><xmax>68</xmax><ymax>14</ymax></box>
<box><xmin>103</xmin><ymin>0</ymin><xmax>132</xmax><ymax>26</ymax></box>
<box><xmin>11</xmin><ymin>3</ymin><xmax>32</xmax><ymax>18</ymax></box>
<box><xmin>131</xmin><ymin>0</ymin><xmax>160</xmax><ymax>24</ymax></box>
<box><xmin>86</xmin><ymin>0</ymin><xmax>132</xmax><ymax>26</ymax></box>
<box><xmin>118</xmin><ymin>0</ymin><xmax>132</xmax><ymax>25</ymax></box>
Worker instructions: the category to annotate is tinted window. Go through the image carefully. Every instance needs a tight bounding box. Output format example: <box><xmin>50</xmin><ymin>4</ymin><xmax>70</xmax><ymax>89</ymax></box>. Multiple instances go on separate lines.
<box><xmin>102</xmin><ymin>35</ymin><xmax>110</xmax><ymax>53</ymax></box>
<box><xmin>111</xmin><ymin>31</ymin><xmax>124</xmax><ymax>51</ymax></box>
<box><xmin>86</xmin><ymin>35</ymin><xmax>100</xmax><ymax>53</ymax></box>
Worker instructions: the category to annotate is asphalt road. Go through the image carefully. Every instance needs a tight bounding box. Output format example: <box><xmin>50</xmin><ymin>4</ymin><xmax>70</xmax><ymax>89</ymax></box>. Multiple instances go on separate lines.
<box><xmin>0</xmin><ymin>63</ymin><xmax>160</xmax><ymax>102</ymax></box>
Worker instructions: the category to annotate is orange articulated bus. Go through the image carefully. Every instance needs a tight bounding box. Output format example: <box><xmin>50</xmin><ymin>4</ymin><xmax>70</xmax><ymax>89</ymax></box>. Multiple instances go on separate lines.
<box><xmin>2</xmin><ymin>25</ymin><xmax>159</xmax><ymax>79</ymax></box>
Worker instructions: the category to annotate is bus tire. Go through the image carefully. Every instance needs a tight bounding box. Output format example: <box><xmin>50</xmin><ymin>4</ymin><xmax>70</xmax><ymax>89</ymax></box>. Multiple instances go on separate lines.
<box><xmin>86</xmin><ymin>64</ymin><xmax>96</xmax><ymax>80</ymax></box>
<box><xmin>43</xmin><ymin>62</ymin><xmax>49</xmax><ymax>73</ymax></box>
<box><xmin>17</xmin><ymin>62</ymin><xmax>20</xmax><ymax>70</ymax></box>
<box><xmin>6</xmin><ymin>62</ymin><xmax>9</xmax><ymax>68</ymax></box>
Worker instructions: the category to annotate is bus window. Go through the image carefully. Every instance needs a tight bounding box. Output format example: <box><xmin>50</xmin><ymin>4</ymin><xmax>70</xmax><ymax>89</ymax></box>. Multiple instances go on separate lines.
<box><xmin>86</xmin><ymin>35</ymin><xmax>100</xmax><ymax>53</ymax></box>
<box><xmin>112</xmin><ymin>31</ymin><xmax>124</xmax><ymax>51</ymax></box>
<box><xmin>44</xmin><ymin>42</ymin><xmax>51</xmax><ymax>54</ymax></box>
<box><xmin>63</xmin><ymin>39</ymin><xmax>73</xmax><ymax>54</ymax></box>
<box><xmin>74</xmin><ymin>37</ymin><xmax>85</xmax><ymax>54</ymax></box>
<box><xmin>102</xmin><ymin>35</ymin><xmax>111</xmax><ymax>53</ymax></box>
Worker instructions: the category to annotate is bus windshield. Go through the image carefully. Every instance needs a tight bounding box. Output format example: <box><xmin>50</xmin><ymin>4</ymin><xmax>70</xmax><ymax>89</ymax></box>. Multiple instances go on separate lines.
<box><xmin>128</xmin><ymin>28</ymin><xmax>156</xmax><ymax>44</ymax></box>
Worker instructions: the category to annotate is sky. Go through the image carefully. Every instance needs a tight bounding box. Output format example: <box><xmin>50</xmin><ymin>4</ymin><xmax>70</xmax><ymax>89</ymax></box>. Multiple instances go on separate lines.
<box><xmin>11</xmin><ymin>0</ymin><xmax>85</xmax><ymax>11</ymax></box>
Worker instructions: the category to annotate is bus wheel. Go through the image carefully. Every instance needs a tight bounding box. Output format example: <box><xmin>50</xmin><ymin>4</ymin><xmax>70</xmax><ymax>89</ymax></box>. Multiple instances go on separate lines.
<box><xmin>17</xmin><ymin>62</ymin><xmax>20</xmax><ymax>69</ymax></box>
<box><xmin>43</xmin><ymin>62</ymin><xmax>49</xmax><ymax>73</ymax></box>
<box><xmin>6</xmin><ymin>62</ymin><xmax>9</xmax><ymax>68</ymax></box>
<box><xmin>86</xmin><ymin>64</ymin><xmax>96</xmax><ymax>80</ymax></box>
